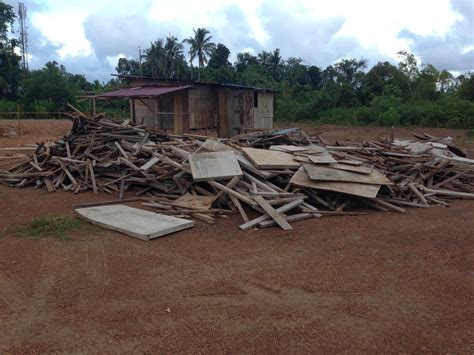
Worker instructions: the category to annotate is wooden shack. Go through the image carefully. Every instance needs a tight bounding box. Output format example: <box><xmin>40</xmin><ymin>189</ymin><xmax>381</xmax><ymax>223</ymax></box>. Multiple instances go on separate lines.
<box><xmin>97</xmin><ymin>77</ymin><xmax>277</xmax><ymax>137</ymax></box>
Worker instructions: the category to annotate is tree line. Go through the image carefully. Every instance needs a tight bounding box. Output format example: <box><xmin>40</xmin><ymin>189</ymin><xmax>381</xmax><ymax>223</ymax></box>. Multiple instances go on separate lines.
<box><xmin>0</xmin><ymin>0</ymin><xmax>473</xmax><ymax>128</ymax></box>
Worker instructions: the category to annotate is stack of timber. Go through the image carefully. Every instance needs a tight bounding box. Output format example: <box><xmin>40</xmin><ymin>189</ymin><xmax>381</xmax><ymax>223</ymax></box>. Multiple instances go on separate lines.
<box><xmin>1</xmin><ymin>113</ymin><xmax>473</xmax><ymax>231</ymax></box>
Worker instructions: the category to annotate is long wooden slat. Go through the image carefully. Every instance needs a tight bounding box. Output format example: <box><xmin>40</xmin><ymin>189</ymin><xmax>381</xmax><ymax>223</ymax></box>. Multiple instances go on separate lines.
<box><xmin>253</xmin><ymin>196</ymin><xmax>293</xmax><ymax>230</ymax></box>
<box><xmin>239</xmin><ymin>199</ymin><xmax>304</xmax><ymax>230</ymax></box>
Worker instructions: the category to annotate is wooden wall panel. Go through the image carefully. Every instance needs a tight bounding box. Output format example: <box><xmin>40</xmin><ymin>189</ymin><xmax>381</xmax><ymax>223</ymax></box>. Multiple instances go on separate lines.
<box><xmin>133</xmin><ymin>98</ymin><xmax>155</xmax><ymax>128</ymax></box>
<box><xmin>217</xmin><ymin>88</ymin><xmax>229</xmax><ymax>137</ymax></box>
<box><xmin>173</xmin><ymin>91</ymin><xmax>188</xmax><ymax>134</ymax></box>
<box><xmin>227</xmin><ymin>89</ymin><xmax>254</xmax><ymax>136</ymax></box>
<box><xmin>254</xmin><ymin>92</ymin><xmax>274</xmax><ymax>129</ymax></box>
<box><xmin>188</xmin><ymin>86</ymin><xmax>217</xmax><ymax>129</ymax></box>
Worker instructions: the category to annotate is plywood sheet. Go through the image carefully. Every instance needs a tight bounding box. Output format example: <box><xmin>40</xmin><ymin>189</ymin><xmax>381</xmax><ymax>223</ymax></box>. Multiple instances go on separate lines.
<box><xmin>337</xmin><ymin>159</ymin><xmax>364</xmax><ymax>166</ymax></box>
<box><xmin>189</xmin><ymin>150</ymin><xmax>242</xmax><ymax>181</ymax></box>
<box><xmin>76</xmin><ymin>205</ymin><xmax>194</xmax><ymax>241</ymax></box>
<box><xmin>304</xmin><ymin>164</ymin><xmax>392</xmax><ymax>185</ymax></box>
<box><xmin>308</xmin><ymin>153</ymin><xmax>337</xmax><ymax>164</ymax></box>
<box><xmin>242</xmin><ymin>147</ymin><xmax>300</xmax><ymax>169</ymax></box>
<box><xmin>305</xmin><ymin>145</ymin><xmax>328</xmax><ymax>154</ymax></box>
<box><xmin>202</xmin><ymin>139</ymin><xmax>275</xmax><ymax>179</ymax></box>
<box><xmin>202</xmin><ymin>139</ymin><xmax>235</xmax><ymax>152</ymax></box>
<box><xmin>269</xmin><ymin>145</ymin><xmax>308</xmax><ymax>153</ymax></box>
<box><xmin>328</xmin><ymin>163</ymin><xmax>374</xmax><ymax>175</ymax></box>
<box><xmin>172</xmin><ymin>193</ymin><xmax>215</xmax><ymax>210</ymax></box>
<box><xmin>290</xmin><ymin>167</ymin><xmax>380</xmax><ymax>198</ymax></box>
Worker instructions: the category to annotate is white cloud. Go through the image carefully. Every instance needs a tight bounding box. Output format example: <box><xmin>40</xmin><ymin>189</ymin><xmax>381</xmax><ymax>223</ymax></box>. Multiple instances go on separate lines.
<box><xmin>9</xmin><ymin>0</ymin><xmax>473</xmax><ymax>80</ymax></box>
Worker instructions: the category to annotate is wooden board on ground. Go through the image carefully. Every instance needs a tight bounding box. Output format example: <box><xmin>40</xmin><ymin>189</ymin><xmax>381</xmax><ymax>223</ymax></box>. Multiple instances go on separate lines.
<box><xmin>202</xmin><ymin>139</ymin><xmax>235</xmax><ymax>152</ymax></box>
<box><xmin>172</xmin><ymin>193</ymin><xmax>215</xmax><ymax>210</ymax></box>
<box><xmin>269</xmin><ymin>145</ymin><xmax>308</xmax><ymax>153</ymax></box>
<box><xmin>202</xmin><ymin>139</ymin><xmax>275</xmax><ymax>178</ymax></box>
<box><xmin>189</xmin><ymin>151</ymin><xmax>242</xmax><ymax>181</ymax></box>
<box><xmin>0</xmin><ymin>146</ymin><xmax>37</xmax><ymax>156</ymax></box>
<box><xmin>303</xmin><ymin>163</ymin><xmax>392</xmax><ymax>185</ymax></box>
<box><xmin>290</xmin><ymin>167</ymin><xmax>381</xmax><ymax>198</ymax></box>
<box><xmin>328</xmin><ymin>163</ymin><xmax>374</xmax><ymax>174</ymax></box>
<box><xmin>309</xmin><ymin>153</ymin><xmax>337</xmax><ymax>164</ymax></box>
<box><xmin>242</xmin><ymin>147</ymin><xmax>301</xmax><ymax>169</ymax></box>
<box><xmin>338</xmin><ymin>159</ymin><xmax>363</xmax><ymax>166</ymax></box>
<box><xmin>253</xmin><ymin>195</ymin><xmax>292</xmax><ymax>230</ymax></box>
<box><xmin>305</xmin><ymin>145</ymin><xmax>327</xmax><ymax>154</ymax></box>
<box><xmin>76</xmin><ymin>204</ymin><xmax>194</xmax><ymax>241</ymax></box>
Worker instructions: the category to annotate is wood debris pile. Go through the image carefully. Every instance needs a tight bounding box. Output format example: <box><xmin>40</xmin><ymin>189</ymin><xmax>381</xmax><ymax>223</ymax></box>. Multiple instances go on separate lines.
<box><xmin>1</xmin><ymin>114</ymin><xmax>473</xmax><ymax>230</ymax></box>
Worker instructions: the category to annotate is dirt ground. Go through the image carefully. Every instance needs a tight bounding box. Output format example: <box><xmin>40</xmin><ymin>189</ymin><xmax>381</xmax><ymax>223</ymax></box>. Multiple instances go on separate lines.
<box><xmin>1</xmin><ymin>120</ymin><xmax>473</xmax><ymax>353</ymax></box>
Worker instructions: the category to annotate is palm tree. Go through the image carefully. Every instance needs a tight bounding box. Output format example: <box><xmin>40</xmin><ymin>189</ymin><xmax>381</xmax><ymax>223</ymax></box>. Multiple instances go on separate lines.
<box><xmin>268</xmin><ymin>48</ymin><xmax>282</xmax><ymax>81</ymax></box>
<box><xmin>164</xmin><ymin>35</ymin><xmax>185</xmax><ymax>78</ymax></box>
<box><xmin>143</xmin><ymin>39</ymin><xmax>165</xmax><ymax>78</ymax></box>
<box><xmin>183</xmin><ymin>28</ymin><xmax>215</xmax><ymax>81</ymax></box>
<box><xmin>257</xmin><ymin>50</ymin><xmax>271</xmax><ymax>67</ymax></box>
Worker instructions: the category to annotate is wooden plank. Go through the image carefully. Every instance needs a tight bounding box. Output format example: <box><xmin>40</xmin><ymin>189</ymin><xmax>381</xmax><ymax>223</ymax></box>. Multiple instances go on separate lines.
<box><xmin>214</xmin><ymin>176</ymin><xmax>240</xmax><ymax>201</ymax></box>
<box><xmin>379</xmin><ymin>197</ymin><xmax>429</xmax><ymax>208</ymax></box>
<box><xmin>58</xmin><ymin>160</ymin><xmax>78</xmax><ymax>187</ymax></box>
<box><xmin>374</xmin><ymin>198</ymin><xmax>406</xmax><ymax>213</ymax></box>
<box><xmin>303</xmin><ymin>163</ymin><xmax>392</xmax><ymax>185</ymax></box>
<box><xmin>407</xmin><ymin>183</ymin><xmax>428</xmax><ymax>205</ymax></box>
<box><xmin>114</xmin><ymin>141</ymin><xmax>129</xmax><ymax>159</ymax></box>
<box><xmin>290</xmin><ymin>167</ymin><xmax>380</xmax><ymax>198</ymax></box>
<box><xmin>308</xmin><ymin>154</ymin><xmax>337</xmax><ymax>164</ymax></box>
<box><xmin>239</xmin><ymin>199</ymin><xmax>304</xmax><ymax>230</ymax></box>
<box><xmin>242</xmin><ymin>147</ymin><xmax>300</xmax><ymax>169</ymax></box>
<box><xmin>172</xmin><ymin>193</ymin><xmax>215</xmax><ymax>210</ymax></box>
<box><xmin>88</xmin><ymin>162</ymin><xmax>98</xmax><ymax>194</ymax></box>
<box><xmin>202</xmin><ymin>139</ymin><xmax>234</xmax><ymax>152</ymax></box>
<box><xmin>140</xmin><ymin>156</ymin><xmax>160</xmax><ymax>171</ymax></box>
<box><xmin>236</xmin><ymin>154</ymin><xmax>276</xmax><ymax>179</ymax></box>
<box><xmin>43</xmin><ymin>177</ymin><xmax>56</xmax><ymax>192</ymax></box>
<box><xmin>173</xmin><ymin>90</ymin><xmax>187</xmax><ymax>134</ymax></box>
<box><xmin>191</xmin><ymin>213</ymin><xmax>216</xmax><ymax>224</ymax></box>
<box><xmin>258</xmin><ymin>213</ymin><xmax>313</xmax><ymax>228</ymax></box>
<box><xmin>420</xmin><ymin>187</ymin><xmax>474</xmax><ymax>199</ymax></box>
<box><xmin>337</xmin><ymin>159</ymin><xmax>364</xmax><ymax>166</ymax></box>
<box><xmin>269</xmin><ymin>145</ymin><xmax>308</xmax><ymax>153</ymax></box>
<box><xmin>253</xmin><ymin>195</ymin><xmax>293</xmax><ymax>230</ymax></box>
<box><xmin>189</xmin><ymin>151</ymin><xmax>242</xmax><ymax>182</ymax></box>
<box><xmin>217</xmin><ymin>87</ymin><xmax>229</xmax><ymax>138</ymax></box>
<box><xmin>209</xmin><ymin>180</ymin><xmax>258</xmax><ymax>207</ymax></box>
<box><xmin>328</xmin><ymin>163</ymin><xmax>374</xmax><ymax>175</ymax></box>
<box><xmin>76</xmin><ymin>205</ymin><xmax>194</xmax><ymax>241</ymax></box>
<box><xmin>228</xmin><ymin>194</ymin><xmax>249</xmax><ymax>222</ymax></box>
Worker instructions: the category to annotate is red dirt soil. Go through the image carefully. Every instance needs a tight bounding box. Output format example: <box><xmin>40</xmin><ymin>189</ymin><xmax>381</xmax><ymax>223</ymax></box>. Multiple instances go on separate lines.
<box><xmin>0</xmin><ymin>120</ymin><xmax>473</xmax><ymax>353</ymax></box>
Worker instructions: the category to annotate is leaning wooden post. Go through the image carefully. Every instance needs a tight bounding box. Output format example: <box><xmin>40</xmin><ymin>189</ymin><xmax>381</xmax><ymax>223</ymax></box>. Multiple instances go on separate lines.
<box><xmin>92</xmin><ymin>97</ymin><xmax>97</xmax><ymax>117</ymax></box>
<box><xmin>16</xmin><ymin>104</ymin><xmax>21</xmax><ymax>132</ymax></box>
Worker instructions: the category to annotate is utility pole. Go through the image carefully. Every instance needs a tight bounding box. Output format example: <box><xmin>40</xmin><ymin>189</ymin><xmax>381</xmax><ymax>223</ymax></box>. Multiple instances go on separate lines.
<box><xmin>138</xmin><ymin>46</ymin><xmax>143</xmax><ymax>76</ymax></box>
<box><xmin>18</xmin><ymin>2</ymin><xmax>28</xmax><ymax>71</ymax></box>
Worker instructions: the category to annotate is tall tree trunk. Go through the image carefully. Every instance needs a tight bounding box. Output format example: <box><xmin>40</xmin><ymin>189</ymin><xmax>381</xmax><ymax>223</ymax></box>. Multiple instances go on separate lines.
<box><xmin>198</xmin><ymin>63</ymin><xmax>201</xmax><ymax>81</ymax></box>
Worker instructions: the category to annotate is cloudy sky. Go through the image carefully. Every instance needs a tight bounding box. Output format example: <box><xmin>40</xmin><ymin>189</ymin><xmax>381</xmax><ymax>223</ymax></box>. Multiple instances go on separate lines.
<box><xmin>5</xmin><ymin>0</ymin><xmax>474</xmax><ymax>81</ymax></box>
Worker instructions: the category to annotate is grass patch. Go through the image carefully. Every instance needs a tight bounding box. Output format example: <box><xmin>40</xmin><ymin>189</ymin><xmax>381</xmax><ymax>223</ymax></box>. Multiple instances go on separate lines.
<box><xmin>21</xmin><ymin>215</ymin><xmax>85</xmax><ymax>240</ymax></box>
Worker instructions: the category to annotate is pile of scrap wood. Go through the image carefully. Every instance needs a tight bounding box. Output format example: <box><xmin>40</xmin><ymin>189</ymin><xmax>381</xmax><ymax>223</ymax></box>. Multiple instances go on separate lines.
<box><xmin>0</xmin><ymin>146</ymin><xmax>37</xmax><ymax>169</ymax></box>
<box><xmin>1</xmin><ymin>113</ymin><xmax>473</xmax><ymax>231</ymax></box>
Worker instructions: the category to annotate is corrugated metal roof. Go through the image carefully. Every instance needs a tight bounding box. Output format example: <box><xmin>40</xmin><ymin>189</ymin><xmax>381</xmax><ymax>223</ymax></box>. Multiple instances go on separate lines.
<box><xmin>98</xmin><ymin>85</ymin><xmax>192</xmax><ymax>98</ymax></box>
<box><xmin>112</xmin><ymin>75</ymin><xmax>280</xmax><ymax>93</ymax></box>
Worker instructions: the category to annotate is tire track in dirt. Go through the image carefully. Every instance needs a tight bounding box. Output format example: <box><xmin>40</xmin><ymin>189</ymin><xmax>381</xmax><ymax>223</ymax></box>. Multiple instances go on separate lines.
<box><xmin>155</xmin><ymin>244</ymin><xmax>349</xmax><ymax>314</ymax></box>
<box><xmin>0</xmin><ymin>269</ymin><xmax>28</xmax><ymax>313</ymax></box>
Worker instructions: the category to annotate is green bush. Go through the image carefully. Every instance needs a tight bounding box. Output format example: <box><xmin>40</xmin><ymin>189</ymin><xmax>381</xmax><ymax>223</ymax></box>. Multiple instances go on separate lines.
<box><xmin>275</xmin><ymin>93</ymin><xmax>474</xmax><ymax>129</ymax></box>
<box><xmin>0</xmin><ymin>100</ymin><xmax>17</xmax><ymax>112</ymax></box>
